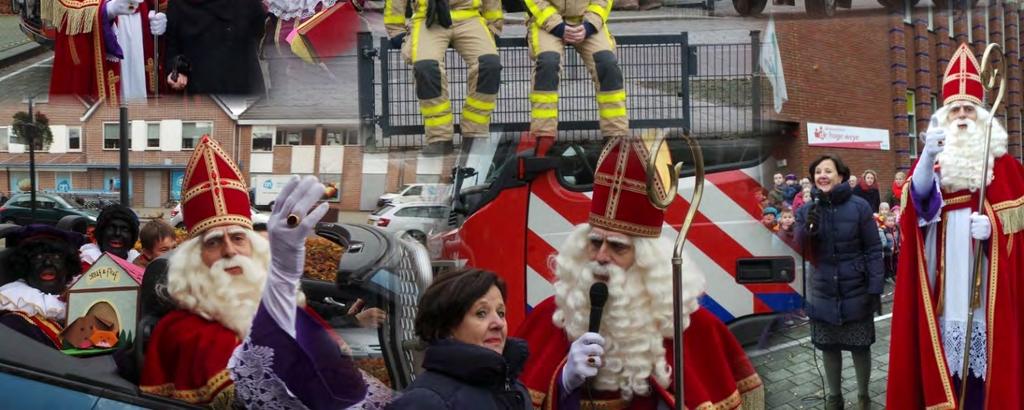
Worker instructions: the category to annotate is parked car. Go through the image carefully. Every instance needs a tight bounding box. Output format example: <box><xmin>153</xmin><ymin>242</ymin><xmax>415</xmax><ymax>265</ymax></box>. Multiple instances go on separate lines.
<box><xmin>0</xmin><ymin>223</ymin><xmax>429</xmax><ymax>405</ymax></box>
<box><xmin>367</xmin><ymin>202</ymin><xmax>450</xmax><ymax>244</ymax></box>
<box><xmin>168</xmin><ymin>203</ymin><xmax>270</xmax><ymax>228</ymax></box>
<box><xmin>377</xmin><ymin>183</ymin><xmax>450</xmax><ymax>208</ymax></box>
<box><xmin>0</xmin><ymin>193</ymin><xmax>99</xmax><ymax>226</ymax></box>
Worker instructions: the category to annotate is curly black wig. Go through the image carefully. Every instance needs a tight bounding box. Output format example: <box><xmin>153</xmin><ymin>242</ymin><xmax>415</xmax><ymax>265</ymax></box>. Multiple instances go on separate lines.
<box><xmin>96</xmin><ymin>204</ymin><xmax>140</xmax><ymax>246</ymax></box>
<box><xmin>4</xmin><ymin>240</ymin><xmax>82</xmax><ymax>288</ymax></box>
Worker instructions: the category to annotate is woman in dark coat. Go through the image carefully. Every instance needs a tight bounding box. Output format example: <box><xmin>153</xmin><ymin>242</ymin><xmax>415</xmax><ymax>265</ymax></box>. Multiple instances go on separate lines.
<box><xmin>851</xmin><ymin>169</ymin><xmax>881</xmax><ymax>213</ymax></box>
<box><xmin>387</xmin><ymin>268</ymin><xmax>530</xmax><ymax>410</ymax></box>
<box><xmin>795</xmin><ymin>155</ymin><xmax>884</xmax><ymax>410</ymax></box>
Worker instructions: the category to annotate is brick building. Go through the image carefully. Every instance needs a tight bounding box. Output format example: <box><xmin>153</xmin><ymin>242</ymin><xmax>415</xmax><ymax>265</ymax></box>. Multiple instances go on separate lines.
<box><xmin>0</xmin><ymin>96</ymin><xmax>236</xmax><ymax>208</ymax></box>
<box><xmin>769</xmin><ymin>1</ymin><xmax>1024</xmax><ymax>202</ymax></box>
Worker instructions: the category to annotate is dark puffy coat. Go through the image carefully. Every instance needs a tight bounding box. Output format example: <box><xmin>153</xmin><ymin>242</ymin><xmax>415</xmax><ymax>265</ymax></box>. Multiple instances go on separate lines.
<box><xmin>387</xmin><ymin>338</ymin><xmax>531</xmax><ymax>410</ymax></box>
<box><xmin>795</xmin><ymin>183</ymin><xmax>884</xmax><ymax>325</ymax></box>
<box><xmin>852</xmin><ymin>184</ymin><xmax>881</xmax><ymax>213</ymax></box>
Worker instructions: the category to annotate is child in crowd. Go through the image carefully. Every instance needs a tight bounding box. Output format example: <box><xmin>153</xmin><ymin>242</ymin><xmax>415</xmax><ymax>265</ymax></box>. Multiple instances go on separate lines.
<box><xmin>761</xmin><ymin>206</ymin><xmax>779</xmax><ymax>231</ymax></box>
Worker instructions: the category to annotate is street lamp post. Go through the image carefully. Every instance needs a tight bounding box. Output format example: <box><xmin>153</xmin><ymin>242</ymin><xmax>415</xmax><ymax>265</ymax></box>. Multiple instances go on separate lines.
<box><xmin>119</xmin><ymin>104</ymin><xmax>129</xmax><ymax>206</ymax></box>
<box><xmin>27</xmin><ymin>97</ymin><xmax>37</xmax><ymax>223</ymax></box>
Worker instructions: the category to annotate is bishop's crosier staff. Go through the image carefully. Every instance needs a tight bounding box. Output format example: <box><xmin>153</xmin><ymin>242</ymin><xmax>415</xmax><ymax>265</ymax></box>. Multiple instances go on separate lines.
<box><xmin>646</xmin><ymin>131</ymin><xmax>704</xmax><ymax>410</ymax></box>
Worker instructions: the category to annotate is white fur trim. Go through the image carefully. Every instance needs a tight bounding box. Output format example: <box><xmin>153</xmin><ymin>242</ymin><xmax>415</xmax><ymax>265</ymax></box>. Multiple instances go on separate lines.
<box><xmin>0</xmin><ymin>280</ymin><xmax>66</xmax><ymax>321</ymax></box>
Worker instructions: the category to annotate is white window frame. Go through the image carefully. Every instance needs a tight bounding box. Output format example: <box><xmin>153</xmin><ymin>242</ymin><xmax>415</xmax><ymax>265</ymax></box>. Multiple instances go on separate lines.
<box><xmin>928</xmin><ymin>5</ymin><xmax>934</xmax><ymax>31</ymax></box>
<box><xmin>984</xmin><ymin>4</ymin><xmax>989</xmax><ymax>44</ymax></box>
<box><xmin>251</xmin><ymin>125</ymin><xmax>276</xmax><ymax>152</ymax></box>
<box><xmin>967</xmin><ymin>7</ymin><xmax>973</xmax><ymax>44</ymax></box>
<box><xmin>181</xmin><ymin>121</ymin><xmax>213</xmax><ymax>151</ymax></box>
<box><xmin>146</xmin><ymin>122</ymin><xmax>161</xmax><ymax>149</ymax></box>
<box><xmin>324</xmin><ymin>128</ymin><xmax>360</xmax><ymax>146</ymax></box>
<box><xmin>904</xmin><ymin>0</ymin><xmax>913</xmax><ymax>24</ymax></box>
<box><xmin>67</xmin><ymin>126</ymin><xmax>82</xmax><ymax>152</ymax></box>
<box><xmin>103</xmin><ymin>122</ymin><xmax>121</xmax><ymax>150</ymax></box>
<box><xmin>949</xmin><ymin>4</ymin><xmax>955</xmax><ymax>39</ymax></box>
<box><xmin>908</xmin><ymin>91</ymin><xmax>918</xmax><ymax>159</ymax></box>
<box><xmin>0</xmin><ymin>126</ymin><xmax>11</xmax><ymax>152</ymax></box>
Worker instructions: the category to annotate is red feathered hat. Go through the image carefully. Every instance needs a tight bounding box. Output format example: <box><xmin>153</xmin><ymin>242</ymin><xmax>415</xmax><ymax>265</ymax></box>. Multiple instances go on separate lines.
<box><xmin>942</xmin><ymin>43</ymin><xmax>984</xmax><ymax>106</ymax></box>
<box><xmin>589</xmin><ymin>137</ymin><xmax>668</xmax><ymax>237</ymax></box>
<box><xmin>181</xmin><ymin>135</ymin><xmax>252</xmax><ymax>237</ymax></box>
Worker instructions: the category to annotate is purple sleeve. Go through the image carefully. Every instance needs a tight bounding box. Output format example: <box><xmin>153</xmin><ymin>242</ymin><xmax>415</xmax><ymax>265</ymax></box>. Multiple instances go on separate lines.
<box><xmin>248</xmin><ymin>304</ymin><xmax>368</xmax><ymax>409</ymax></box>
<box><xmin>556</xmin><ymin>367</ymin><xmax>582</xmax><ymax>410</ymax></box>
<box><xmin>910</xmin><ymin>179</ymin><xmax>942</xmax><ymax>224</ymax></box>
<box><xmin>100</xmin><ymin>2</ymin><xmax>124</xmax><ymax>60</ymax></box>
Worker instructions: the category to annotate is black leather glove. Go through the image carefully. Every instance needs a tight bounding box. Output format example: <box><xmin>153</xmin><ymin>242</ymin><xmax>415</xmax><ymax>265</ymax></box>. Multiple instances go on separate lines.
<box><xmin>805</xmin><ymin>206</ymin><xmax>820</xmax><ymax>234</ymax></box>
<box><xmin>871</xmin><ymin>294</ymin><xmax>882</xmax><ymax>316</ymax></box>
<box><xmin>389</xmin><ymin>33</ymin><xmax>406</xmax><ymax>49</ymax></box>
<box><xmin>170</xmin><ymin>55</ymin><xmax>191</xmax><ymax>81</ymax></box>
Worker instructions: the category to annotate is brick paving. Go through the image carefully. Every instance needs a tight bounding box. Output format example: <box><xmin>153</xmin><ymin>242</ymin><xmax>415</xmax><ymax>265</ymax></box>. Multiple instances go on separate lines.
<box><xmin>745</xmin><ymin>281</ymin><xmax>897</xmax><ymax>409</ymax></box>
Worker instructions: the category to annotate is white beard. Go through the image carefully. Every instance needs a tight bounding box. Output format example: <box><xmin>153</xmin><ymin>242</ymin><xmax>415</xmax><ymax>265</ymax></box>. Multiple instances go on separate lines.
<box><xmin>166</xmin><ymin>230</ymin><xmax>271</xmax><ymax>338</ymax></box>
<box><xmin>935</xmin><ymin>105</ymin><xmax>1008</xmax><ymax>192</ymax></box>
<box><xmin>551</xmin><ymin>225</ymin><xmax>706</xmax><ymax>400</ymax></box>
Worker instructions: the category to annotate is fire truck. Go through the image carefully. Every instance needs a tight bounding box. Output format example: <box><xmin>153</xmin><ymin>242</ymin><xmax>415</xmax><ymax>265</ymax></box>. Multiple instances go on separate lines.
<box><xmin>359</xmin><ymin>31</ymin><xmax>803</xmax><ymax>344</ymax></box>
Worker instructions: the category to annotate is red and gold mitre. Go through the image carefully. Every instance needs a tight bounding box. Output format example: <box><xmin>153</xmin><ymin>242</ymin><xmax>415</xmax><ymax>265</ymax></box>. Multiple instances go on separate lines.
<box><xmin>942</xmin><ymin>43</ymin><xmax>984</xmax><ymax>106</ymax></box>
<box><xmin>181</xmin><ymin>135</ymin><xmax>252</xmax><ymax>237</ymax></box>
<box><xmin>589</xmin><ymin>137</ymin><xmax>668</xmax><ymax>238</ymax></box>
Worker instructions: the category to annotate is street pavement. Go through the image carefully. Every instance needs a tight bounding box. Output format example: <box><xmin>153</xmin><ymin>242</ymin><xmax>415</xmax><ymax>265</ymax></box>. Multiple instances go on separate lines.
<box><xmin>746</xmin><ymin>281</ymin><xmax>897</xmax><ymax>409</ymax></box>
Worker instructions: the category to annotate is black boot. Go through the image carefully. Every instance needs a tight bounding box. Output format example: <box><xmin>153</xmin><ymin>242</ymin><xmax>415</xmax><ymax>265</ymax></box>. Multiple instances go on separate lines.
<box><xmin>421</xmin><ymin>140</ymin><xmax>454</xmax><ymax>156</ymax></box>
<box><xmin>857</xmin><ymin>394</ymin><xmax>871</xmax><ymax>410</ymax></box>
<box><xmin>824</xmin><ymin>393</ymin><xmax>844</xmax><ymax>410</ymax></box>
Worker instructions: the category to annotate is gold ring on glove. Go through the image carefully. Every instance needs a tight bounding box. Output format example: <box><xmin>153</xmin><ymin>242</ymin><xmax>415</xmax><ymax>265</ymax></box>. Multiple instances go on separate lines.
<box><xmin>287</xmin><ymin>213</ymin><xmax>301</xmax><ymax>227</ymax></box>
<box><xmin>587</xmin><ymin>356</ymin><xmax>598</xmax><ymax>367</ymax></box>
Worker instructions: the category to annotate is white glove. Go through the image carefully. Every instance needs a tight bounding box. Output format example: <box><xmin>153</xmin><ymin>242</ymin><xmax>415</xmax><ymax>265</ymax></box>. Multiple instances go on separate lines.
<box><xmin>263</xmin><ymin>175</ymin><xmax>329</xmax><ymax>337</ymax></box>
<box><xmin>149</xmin><ymin>11</ymin><xmax>166</xmax><ymax>36</ymax></box>
<box><xmin>105</xmin><ymin>0</ymin><xmax>136</xmax><ymax>18</ymax></box>
<box><xmin>970</xmin><ymin>212</ymin><xmax>991</xmax><ymax>240</ymax></box>
<box><xmin>561</xmin><ymin>332</ymin><xmax>604</xmax><ymax>392</ymax></box>
<box><xmin>922</xmin><ymin>127</ymin><xmax>945</xmax><ymax>159</ymax></box>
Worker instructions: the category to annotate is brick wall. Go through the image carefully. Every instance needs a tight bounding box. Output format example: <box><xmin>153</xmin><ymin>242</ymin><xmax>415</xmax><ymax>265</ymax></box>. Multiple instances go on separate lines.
<box><xmin>340</xmin><ymin>145</ymin><xmax>364</xmax><ymax>211</ymax></box>
<box><xmin>0</xmin><ymin>0</ymin><xmax>14</xmax><ymax>14</ymax></box>
<box><xmin>774</xmin><ymin>11</ymin><xmax>898</xmax><ymax>194</ymax></box>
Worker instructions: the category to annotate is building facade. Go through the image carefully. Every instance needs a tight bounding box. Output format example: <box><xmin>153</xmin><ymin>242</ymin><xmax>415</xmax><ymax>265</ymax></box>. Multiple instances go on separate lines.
<box><xmin>0</xmin><ymin>96</ymin><xmax>235</xmax><ymax>208</ymax></box>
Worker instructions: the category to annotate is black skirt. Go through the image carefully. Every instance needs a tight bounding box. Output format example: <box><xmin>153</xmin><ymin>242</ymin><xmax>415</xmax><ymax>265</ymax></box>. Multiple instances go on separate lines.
<box><xmin>811</xmin><ymin>317</ymin><xmax>875</xmax><ymax>351</ymax></box>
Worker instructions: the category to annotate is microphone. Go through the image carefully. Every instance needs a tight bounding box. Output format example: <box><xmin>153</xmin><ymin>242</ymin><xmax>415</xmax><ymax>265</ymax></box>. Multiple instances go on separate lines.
<box><xmin>588</xmin><ymin>282</ymin><xmax>609</xmax><ymax>334</ymax></box>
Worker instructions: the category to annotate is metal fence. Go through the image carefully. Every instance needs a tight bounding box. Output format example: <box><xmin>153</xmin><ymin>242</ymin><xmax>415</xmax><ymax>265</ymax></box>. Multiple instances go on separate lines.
<box><xmin>357</xmin><ymin>31</ymin><xmax>767</xmax><ymax>147</ymax></box>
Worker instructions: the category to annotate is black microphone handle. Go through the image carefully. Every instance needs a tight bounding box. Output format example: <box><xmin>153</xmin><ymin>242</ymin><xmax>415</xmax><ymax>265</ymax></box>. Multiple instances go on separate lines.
<box><xmin>588</xmin><ymin>305</ymin><xmax>604</xmax><ymax>333</ymax></box>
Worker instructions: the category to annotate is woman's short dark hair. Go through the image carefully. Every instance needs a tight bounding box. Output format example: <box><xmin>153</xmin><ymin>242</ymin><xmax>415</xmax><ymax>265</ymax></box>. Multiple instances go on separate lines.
<box><xmin>414</xmin><ymin>268</ymin><xmax>507</xmax><ymax>344</ymax></box>
<box><xmin>808</xmin><ymin>155</ymin><xmax>851</xmax><ymax>183</ymax></box>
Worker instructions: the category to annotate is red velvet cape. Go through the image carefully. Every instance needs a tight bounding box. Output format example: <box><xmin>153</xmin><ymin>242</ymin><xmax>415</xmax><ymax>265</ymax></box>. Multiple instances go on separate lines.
<box><xmin>139</xmin><ymin>309</ymin><xmax>240</xmax><ymax>406</ymax></box>
<box><xmin>886</xmin><ymin>155</ymin><xmax>1024</xmax><ymax>409</ymax></box>
<box><xmin>516</xmin><ymin>297</ymin><xmax>763</xmax><ymax>410</ymax></box>
<box><xmin>49</xmin><ymin>0</ymin><xmax>160</xmax><ymax>104</ymax></box>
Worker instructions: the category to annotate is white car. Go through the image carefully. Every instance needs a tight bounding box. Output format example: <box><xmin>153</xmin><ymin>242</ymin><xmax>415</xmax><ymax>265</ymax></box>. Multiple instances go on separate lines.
<box><xmin>367</xmin><ymin>202</ymin><xmax>450</xmax><ymax>243</ymax></box>
<box><xmin>377</xmin><ymin>183</ymin><xmax>451</xmax><ymax>208</ymax></box>
<box><xmin>168</xmin><ymin>203</ymin><xmax>270</xmax><ymax>228</ymax></box>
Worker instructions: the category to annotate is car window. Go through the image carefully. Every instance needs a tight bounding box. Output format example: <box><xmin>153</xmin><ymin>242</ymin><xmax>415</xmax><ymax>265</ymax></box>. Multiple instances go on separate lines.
<box><xmin>372</xmin><ymin>206</ymin><xmax>394</xmax><ymax>216</ymax></box>
<box><xmin>9</xmin><ymin>200</ymin><xmax>28</xmax><ymax>208</ymax></box>
<box><xmin>404</xmin><ymin>186</ymin><xmax>422</xmax><ymax>196</ymax></box>
<box><xmin>38</xmin><ymin>201</ymin><xmax>55</xmax><ymax>209</ymax></box>
<box><xmin>394</xmin><ymin>207</ymin><xmax>421</xmax><ymax>217</ymax></box>
<box><xmin>428</xmin><ymin>207</ymin><xmax>448</xmax><ymax>219</ymax></box>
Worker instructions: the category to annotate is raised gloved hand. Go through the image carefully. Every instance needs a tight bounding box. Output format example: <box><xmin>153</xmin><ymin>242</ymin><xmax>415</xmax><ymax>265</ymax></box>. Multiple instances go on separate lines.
<box><xmin>562</xmin><ymin>332</ymin><xmax>604</xmax><ymax>392</ymax></box>
<box><xmin>105</xmin><ymin>0</ymin><xmax>137</xmax><ymax>18</ymax></box>
<box><xmin>263</xmin><ymin>175</ymin><xmax>329</xmax><ymax>337</ymax></box>
<box><xmin>804</xmin><ymin>206</ymin><xmax>820</xmax><ymax>234</ymax></box>
<box><xmin>922</xmin><ymin>127</ymin><xmax>945</xmax><ymax>159</ymax></box>
<box><xmin>269</xmin><ymin>175</ymin><xmax>329</xmax><ymax>281</ymax></box>
<box><xmin>149</xmin><ymin>11</ymin><xmax>166</xmax><ymax>36</ymax></box>
<box><xmin>970</xmin><ymin>212</ymin><xmax>991</xmax><ymax>241</ymax></box>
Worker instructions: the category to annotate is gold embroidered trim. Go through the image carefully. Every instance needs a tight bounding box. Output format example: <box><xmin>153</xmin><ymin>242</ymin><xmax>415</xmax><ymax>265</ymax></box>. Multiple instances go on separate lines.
<box><xmin>589</xmin><ymin>213</ymin><xmax>661</xmax><ymax>237</ymax></box>
<box><xmin>188</xmin><ymin>215</ymin><xmax>254</xmax><ymax>238</ymax></box>
<box><xmin>991</xmin><ymin>195</ymin><xmax>1024</xmax><ymax>211</ymax></box>
<box><xmin>995</xmin><ymin>204</ymin><xmax>1024</xmax><ymax>235</ymax></box>
<box><xmin>579</xmin><ymin>398</ymin><xmax>629</xmax><ymax>410</ymax></box>
<box><xmin>942</xmin><ymin>194</ymin><xmax>972</xmax><ymax>207</ymax></box>
<box><xmin>528</xmin><ymin>388</ymin><xmax>546</xmax><ymax>408</ymax></box>
<box><xmin>139</xmin><ymin>369</ymin><xmax>232</xmax><ymax>404</ymax></box>
<box><xmin>693</xmin><ymin>388</ymin><xmax>741</xmax><ymax>410</ymax></box>
<box><xmin>985</xmin><ymin>202</ymin><xmax>998</xmax><ymax>388</ymax></box>
<box><xmin>47</xmin><ymin>0</ymin><xmax>101</xmax><ymax>35</ymax></box>
<box><xmin>106</xmin><ymin>69</ymin><xmax>119</xmax><ymax>106</ymax></box>
<box><xmin>914</xmin><ymin>220</ymin><xmax>957</xmax><ymax>407</ymax></box>
<box><xmin>739</xmin><ymin>384</ymin><xmax>765</xmax><ymax>410</ymax></box>
<box><xmin>735</xmin><ymin>373</ymin><xmax>763</xmax><ymax>392</ymax></box>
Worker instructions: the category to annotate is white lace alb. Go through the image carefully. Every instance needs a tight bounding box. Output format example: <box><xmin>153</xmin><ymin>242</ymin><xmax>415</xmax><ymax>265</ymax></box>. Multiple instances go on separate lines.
<box><xmin>229</xmin><ymin>337</ymin><xmax>394</xmax><ymax>409</ymax></box>
<box><xmin>266</xmin><ymin>0</ymin><xmax>339</xmax><ymax>20</ymax></box>
<box><xmin>941</xmin><ymin>319</ymin><xmax>987</xmax><ymax>379</ymax></box>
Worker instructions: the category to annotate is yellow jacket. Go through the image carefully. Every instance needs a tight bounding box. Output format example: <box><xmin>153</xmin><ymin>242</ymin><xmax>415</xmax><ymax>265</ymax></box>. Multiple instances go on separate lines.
<box><xmin>384</xmin><ymin>0</ymin><xmax>504</xmax><ymax>38</ymax></box>
<box><xmin>522</xmin><ymin>0</ymin><xmax>612</xmax><ymax>33</ymax></box>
